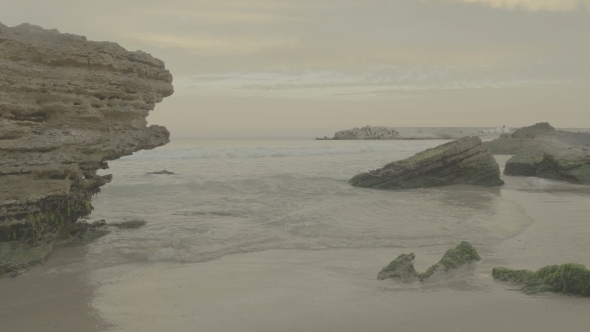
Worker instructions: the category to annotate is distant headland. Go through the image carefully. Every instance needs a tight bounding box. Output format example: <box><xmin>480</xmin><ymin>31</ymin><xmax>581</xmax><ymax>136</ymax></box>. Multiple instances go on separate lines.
<box><xmin>316</xmin><ymin>125</ymin><xmax>590</xmax><ymax>140</ymax></box>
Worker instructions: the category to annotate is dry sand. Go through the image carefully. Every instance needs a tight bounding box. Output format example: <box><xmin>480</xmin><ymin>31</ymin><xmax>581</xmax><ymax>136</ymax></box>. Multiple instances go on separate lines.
<box><xmin>2</xmin><ymin>157</ymin><xmax>590</xmax><ymax>332</ymax></box>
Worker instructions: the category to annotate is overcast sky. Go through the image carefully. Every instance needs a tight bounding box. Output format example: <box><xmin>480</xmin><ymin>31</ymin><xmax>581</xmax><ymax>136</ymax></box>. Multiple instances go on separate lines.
<box><xmin>2</xmin><ymin>0</ymin><xmax>589</xmax><ymax>137</ymax></box>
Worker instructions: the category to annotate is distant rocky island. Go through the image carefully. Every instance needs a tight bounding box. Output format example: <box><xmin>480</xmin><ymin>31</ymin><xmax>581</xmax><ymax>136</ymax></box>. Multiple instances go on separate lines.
<box><xmin>0</xmin><ymin>22</ymin><xmax>173</xmax><ymax>276</ymax></box>
<box><xmin>317</xmin><ymin>125</ymin><xmax>512</xmax><ymax>140</ymax></box>
<box><xmin>317</xmin><ymin>125</ymin><xmax>590</xmax><ymax>141</ymax></box>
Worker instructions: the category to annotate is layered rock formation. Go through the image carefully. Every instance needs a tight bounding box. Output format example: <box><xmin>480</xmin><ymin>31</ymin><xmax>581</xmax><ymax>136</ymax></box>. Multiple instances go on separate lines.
<box><xmin>0</xmin><ymin>23</ymin><xmax>173</xmax><ymax>276</ymax></box>
<box><xmin>378</xmin><ymin>242</ymin><xmax>481</xmax><ymax>281</ymax></box>
<box><xmin>333</xmin><ymin>126</ymin><xmax>399</xmax><ymax>140</ymax></box>
<box><xmin>349</xmin><ymin>136</ymin><xmax>504</xmax><ymax>190</ymax></box>
<box><xmin>485</xmin><ymin>123</ymin><xmax>590</xmax><ymax>184</ymax></box>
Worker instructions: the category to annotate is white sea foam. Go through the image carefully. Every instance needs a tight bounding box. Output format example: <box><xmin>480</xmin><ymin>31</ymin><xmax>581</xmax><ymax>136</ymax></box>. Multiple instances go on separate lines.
<box><xmin>122</xmin><ymin>142</ymin><xmax>431</xmax><ymax>160</ymax></box>
<box><xmin>86</xmin><ymin>138</ymin><xmax>569</xmax><ymax>270</ymax></box>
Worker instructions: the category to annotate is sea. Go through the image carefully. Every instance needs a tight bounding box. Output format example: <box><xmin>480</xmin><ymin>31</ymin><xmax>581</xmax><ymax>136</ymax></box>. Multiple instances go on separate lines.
<box><xmin>63</xmin><ymin>137</ymin><xmax>571</xmax><ymax>272</ymax></box>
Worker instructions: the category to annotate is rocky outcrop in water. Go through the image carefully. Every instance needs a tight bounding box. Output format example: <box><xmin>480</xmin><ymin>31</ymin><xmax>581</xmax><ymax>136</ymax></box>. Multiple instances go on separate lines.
<box><xmin>333</xmin><ymin>126</ymin><xmax>399</xmax><ymax>140</ymax></box>
<box><xmin>349</xmin><ymin>136</ymin><xmax>504</xmax><ymax>189</ymax></box>
<box><xmin>0</xmin><ymin>22</ymin><xmax>173</xmax><ymax>276</ymax></box>
<box><xmin>485</xmin><ymin>123</ymin><xmax>590</xmax><ymax>184</ymax></box>
<box><xmin>378</xmin><ymin>242</ymin><xmax>481</xmax><ymax>281</ymax></box>
<box><xmin>493</xmin><ymin>264</ymin><xmax>590</xmax><ymax>297</ymax></box>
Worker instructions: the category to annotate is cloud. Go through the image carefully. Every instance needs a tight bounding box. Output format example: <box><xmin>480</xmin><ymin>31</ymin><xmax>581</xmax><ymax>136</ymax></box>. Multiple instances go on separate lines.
<box><xmin>430</xmin><ymin>0</ymin><xmax>590</xmax><ymax>11</ymax></box>
<box><xmin>131</xmin><ymin>33</ymin><xmax>300</xmax><ymax>56</ymax></box>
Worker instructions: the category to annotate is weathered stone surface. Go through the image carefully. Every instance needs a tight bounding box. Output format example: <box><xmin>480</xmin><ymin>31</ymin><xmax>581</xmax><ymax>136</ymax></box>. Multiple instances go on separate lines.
<box><xmin>378</xmin><ymin>242</ymin><xmax>481</xmax><ymax>282</ymax></box>
<box><xmin>333</xmin><ymin>126</ymin><xmax>399</xmax><ymax>140</ymax></box>
<box><xmin>493</xmin><ymin>264</ymin><xmax>590</xmax><ymax>297</ymax></box>
<box><xmin>485</xmin><ymin>123</ymin><xmax>590</xmax><ymax>185</ymax></box>
<box><xmin>349</xmin><ymin>136</ymin><xmax>503</xmax><ymax>190</ymax></box>
<box><xmin>0</xmin><ymin>22</ymin><xmax>173</xmax><ymax>276</ymax></box>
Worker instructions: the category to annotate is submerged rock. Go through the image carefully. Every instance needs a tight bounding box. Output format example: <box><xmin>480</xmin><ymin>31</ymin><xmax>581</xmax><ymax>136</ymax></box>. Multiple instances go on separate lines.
<box><xmin>349</xmin><ymin>136</ymin><xmax>504</xmax><ymax>190</ymax></box>
<box><xmin>0</xmin><ymin>22</ymin><xmax>173</xmax><ymax>276</ymax></box>
<box><xmin>109</xmin><ymin>219</ymin><xmax>147</xmax><ymax>229</ymax></box>
<box><xmin>148</xmin><ymin>170</ymin><xmax>176</xmax><ymax>175</ymax></box>
<box><xmin>0</xmin><ymin>241</ymin><xmax>54</xmax><ymax>278</ymax></box>
<box><xmin>485</xmin><ymin>123</ymin><xmax>590</xmax><ymax>185</ymax></box>
<box><xmin>56</xmin><ymin>220</ymin><xmax>110</xmax><ymax>245</ymax></box>
<box><xmin>378</xmin><ymin>242</ymin><xmax>481</xmax><ymax>281</ymax></box>
<box><xmin>493</xmin><ymin>264</ymin><xmax>590</xmax><ymax>297</ymax></box>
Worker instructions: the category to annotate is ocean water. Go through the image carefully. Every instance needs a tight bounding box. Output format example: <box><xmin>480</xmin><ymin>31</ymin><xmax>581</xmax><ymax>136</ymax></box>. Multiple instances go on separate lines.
<box><xmin>74</xmin><ymin>138</ymin><xmax>560</xmax><ymax>271</ymax></box>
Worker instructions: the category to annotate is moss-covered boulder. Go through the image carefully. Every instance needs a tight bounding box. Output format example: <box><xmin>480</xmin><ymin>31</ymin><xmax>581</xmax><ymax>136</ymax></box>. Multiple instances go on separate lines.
<box><xmin>378</xmin><ymin>242</ymin><xmax>481</xmax><ymax>281</ymax></box>
<box><xmin>350</xmin><ymin>136</ymin><xmax>503</xmax><ymax>190</ymax></box>
<box><xmin>420</xmin><ymin>241</ymin><xmax>481</xmax><ymax>281</ymax></box>
<box><xmin>493</xmin><ymin>264</ymin><xmax>590</xmax><ymax>297</ymax></box>
<box><xmin>377</xmin><ymin>253</ymin><xmax>420</xmax><ymax>281</ymax></box>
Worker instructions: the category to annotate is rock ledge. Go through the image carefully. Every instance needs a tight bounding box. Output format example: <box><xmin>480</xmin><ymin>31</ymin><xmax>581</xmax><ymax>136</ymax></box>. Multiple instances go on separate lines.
<box><xmin>0</xmin><ymin>22</ymin><xmax>173</xmax><ymax>276</ymax></box>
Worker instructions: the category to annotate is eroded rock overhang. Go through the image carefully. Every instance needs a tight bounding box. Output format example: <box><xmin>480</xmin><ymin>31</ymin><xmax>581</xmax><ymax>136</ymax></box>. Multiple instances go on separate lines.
<box><xmin>0</xmin><ymin>22</ymin><xmax>173</xmax><ymax>275</ymax></box>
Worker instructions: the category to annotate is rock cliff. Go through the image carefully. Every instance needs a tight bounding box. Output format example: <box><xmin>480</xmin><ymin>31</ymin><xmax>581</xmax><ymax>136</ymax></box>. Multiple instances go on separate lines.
<box><xmin>0</xmin><ymin>23</ymin><xmax>173</xmax><ymax>276</ymax></box>
<box><xmin>485</xmin><ymin>123</ymin><xmax>590</xmax><ymax>184</ymax></box>
<box><xmin>349</xmin><ymin>136</ymin><xmax>504</xmax><ymax>190</ymax></box>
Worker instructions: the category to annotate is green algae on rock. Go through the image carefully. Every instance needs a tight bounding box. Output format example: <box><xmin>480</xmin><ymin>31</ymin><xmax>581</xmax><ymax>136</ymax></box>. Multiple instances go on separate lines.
<box><xmin>349</xmin><ymin>136</ymin><xmax>503</xmax><ymax>190</ymax></box>
<box><xmin>377</xmin><ymin>253</ymin><xmax>420</xmax><ymax>281</ymax></box>
<box><xmin>0</xmin><ymin>22</ymin><xmax>173</xmax><ymax>276</ymax></box>
<box><xmin>493</xmin><ymin>264</ymin><xmax>590</xmax><ymax>297</ymax></box>
<box><xmin>419</xmin><ymin>241</ymin><xmax>481</xmax><ymax>281</ymax></box>
<box><xmin>378</xmin><ymin>242</ymin><xmax>481</xmax><ymax>281</ymax></box>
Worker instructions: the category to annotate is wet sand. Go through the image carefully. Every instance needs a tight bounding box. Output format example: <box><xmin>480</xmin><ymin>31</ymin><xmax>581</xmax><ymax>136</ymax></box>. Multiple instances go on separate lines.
<box><xmin>0</xmin><ymin>246</ymin><xmax>111</xmax><ymax>332</ymax></box>
<box><xmin>91</xmin><ymin>181</ymin><xmax>590</xmax><ymax>331</ymax></box>
<box><xmin>2</xmin><ymin>158</ymin><xmax>590</xmax><ymax>331</ymax></box>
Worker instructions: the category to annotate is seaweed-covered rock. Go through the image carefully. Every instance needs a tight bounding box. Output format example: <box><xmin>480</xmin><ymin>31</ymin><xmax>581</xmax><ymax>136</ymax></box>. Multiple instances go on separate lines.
<box><xmin>377</xmin><ymin>253</ymin><xmax>420</xmax><ymax>281</ymax></box>
<box><xmin>485</xmin><ymin>123</ymin><xmax>590</xmax><ymax>185</ymax></box>
<box><xmin>350</xmin><ymin>137</ymin><xmax>503</xmax><ymax>190</ymax></box>
<box><xmin>378</xmin><ymin>242</ymin><xmax>481</xmax><ymax>281</ymax></box>
<box><xmin>493</xmin><ymin>264</ymin><xmax>590</xmax><ymax>297</ymax></box>
<box><xmin>420</xmin><ymin>241</ymin><xmax>481</xmax><ymax>280</ymax></box>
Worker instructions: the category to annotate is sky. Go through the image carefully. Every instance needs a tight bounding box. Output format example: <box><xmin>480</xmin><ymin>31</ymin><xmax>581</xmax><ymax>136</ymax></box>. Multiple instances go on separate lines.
<box><xmin>1</xmin><ymin>0</ymin><xmax>589</xmax><ymax>137</ymax></box>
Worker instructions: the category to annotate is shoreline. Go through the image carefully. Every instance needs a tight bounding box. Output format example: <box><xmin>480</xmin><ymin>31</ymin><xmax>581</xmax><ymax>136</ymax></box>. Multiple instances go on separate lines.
<box><xmin>2</xmin><ymin>159</ymin><xmax>590</xmax><ymax>331</ymax></box>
